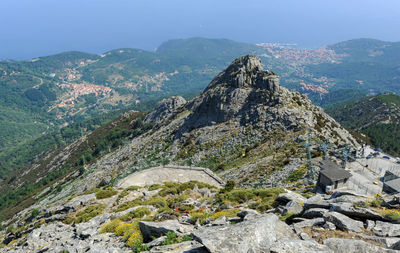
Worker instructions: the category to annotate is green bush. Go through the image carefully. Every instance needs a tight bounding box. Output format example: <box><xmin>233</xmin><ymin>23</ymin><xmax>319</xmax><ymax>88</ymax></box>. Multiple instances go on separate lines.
<box><xmin>96</xmin><ymin>187</ymin><xmax>118</xmax><ymax>199</ymax></box>
<box><xmin>75</xmin><ymin>204</ymin><xmax>106</xmax><ymax>223</ymax></box>
<box><xmin>286</xmin><ymin>167</ymin><xmax>307</xmax><ymax>182</ymax></box>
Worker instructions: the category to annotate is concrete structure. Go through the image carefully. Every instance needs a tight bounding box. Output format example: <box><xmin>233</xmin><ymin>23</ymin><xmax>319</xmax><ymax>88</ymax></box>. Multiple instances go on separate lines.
<box><xmin>118</xmin><ymin>165</ymin><xmax>224</xmax><ymax>188</ymax></box>
<box><xmin>382</xmin><ymin>170</ymin><xmax>400</xmax><ymax>194</ymax></box>
<box><xmin>317</xmin><ymin>160</ymin><xmax>352</xmax><ymax>192</ymax></box>
<box><xmin>383</xmin><ymin>178</ymin><xmax>400</xmax><ymax>194</ymax></box>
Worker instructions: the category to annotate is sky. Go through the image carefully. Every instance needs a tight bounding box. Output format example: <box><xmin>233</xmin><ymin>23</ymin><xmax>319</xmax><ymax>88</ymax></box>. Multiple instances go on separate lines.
<box><xmin>1</xmin><ymin>0</ymin><xmax>399</xmax><ymax>60</ymax></box>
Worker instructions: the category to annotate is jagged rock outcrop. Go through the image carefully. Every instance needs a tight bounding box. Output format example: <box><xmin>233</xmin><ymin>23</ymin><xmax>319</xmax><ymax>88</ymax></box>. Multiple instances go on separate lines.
<box><xmin>323</xmin><ymin>211</ymin><xmax>364</xmax><ymax>232</ymax></box>
<box><xmin>144</xmin><ymin>96</ymin><xmax>187</xmax><ymax>125</ymax></box>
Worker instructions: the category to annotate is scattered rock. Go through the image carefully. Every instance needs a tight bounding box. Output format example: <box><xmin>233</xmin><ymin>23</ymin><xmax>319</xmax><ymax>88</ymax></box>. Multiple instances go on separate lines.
<box><xmin>144</xmin><ymin>96</ymin><xmax>187</xmax><ymax>125</ymax></box>
<box><xmin>323</xmin><ymin>212</ymin><xmax>363</xmax><ymax>233</ymax></box>
<box><xmin>323</xmin><ymin>222</ymin><xmax>336</xmax><ymax>230</ymax></box>
<box><xmin>323</xmin><ymin>238</ymin><xmax>397</xmax><ymax>253</ymax></box>
<box><xmin>210</xmin><ymin>216</ymin><xmax>228</xmax><ymax>226</ymax></box>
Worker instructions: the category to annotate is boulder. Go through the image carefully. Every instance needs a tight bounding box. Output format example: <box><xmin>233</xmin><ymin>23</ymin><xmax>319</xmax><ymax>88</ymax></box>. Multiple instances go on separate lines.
<box><xmin>302</xmin><ymin>208</ymin><xmax>328</xmax><ymax>219</ymax></box>
<box><xmin>236</xmin><ymin>209</ymin><xmax>259</xmax><ymax>219</ymax></box>
<box><xmin>358</xmin><ymin>234</ymin><xmax>400</xmax><ymax>248</ymax></box>
<box><xmin>323</xmin><ymin>212</ymin><xmax>363</xmax><ymax>232</ymax></box>
<box><xmin>149</xmin><ymin>240</ymin><xmax>208</xmax><ymax>253</ymax></box>
<box><xmin>270</xmin><ymin>239</ymin><xmax>333</xmax><ymax>253</ymax></box>
<box><xmin>330</xmin><ymin>190</ymin><xmax>360</xmax><ymax>199</ymax></box>
<box><xmin>323</xmin><ymin>238</ymin><xmax>397</xmax><ymax>253</ymax></box>
<box><xmin>282</xmin><ymin>200</ymin><xmax>303</xmax><ymax>216</ymax></box>
<box><xmin>323</xmin><ymin>222</ymin><xmax>336</xmax><ymax>230</ymax></box>
<box><xmin>139</xmin><ymin>220</ymin><xmax>194</xmax><ymax>242</ymax></box>
<box><xmin>276</xmin><ymin>191</ymin><xmax>307</xmax><ymax>204</ymax></box>
<box><xmin>191</xmin><ymin>214</ymin><xmax>298</xmax><ymax>253</ymax></box>
<box><xmin>328</xmin><ymin>195</ymin><xmax>366</xmax><ymax>204</ymax></box>
<box><xmin>292</xmin><ymin>218</ymin><xmax>325</xmax><ymax>228</ymax></box>
<box><xmin>210</xmin><ymin>216</ymin><xmax>229</xmax><ymax>226</ymax></box>
<box><xmin>365</xmin><ymin>220</ymin><xmax>375</xmax><ymax>230</ymax></box>
<box><xmin>329</xmin><ymin>202</ymin><xmax>383</xmax><ymax>220</ymax></box>
<box><xmin>304</xmin><ymin>195</ymin><xmax>330</xmax><ymax>210</ymax></box>
<box><xmin>373</xmin><ymin>221</ymin><xmax>400</xmax><ymax>237</ymax></box>
<box><xmin>146</xmin><ymin>236</ymin><xmax>167</xmax><ymax>248</ymax></box>
<box><xmin>76</xmin><ymin>213</ymin><xmax>112</xmax><ymax>238</ymax></box>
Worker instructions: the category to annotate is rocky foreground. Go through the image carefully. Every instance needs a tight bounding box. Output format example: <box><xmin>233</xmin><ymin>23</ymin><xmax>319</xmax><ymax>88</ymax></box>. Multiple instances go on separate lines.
<box><xmin>1</xmin><ymin>180</ymin><xmax>400</xmax><ymax>252</ymax></box>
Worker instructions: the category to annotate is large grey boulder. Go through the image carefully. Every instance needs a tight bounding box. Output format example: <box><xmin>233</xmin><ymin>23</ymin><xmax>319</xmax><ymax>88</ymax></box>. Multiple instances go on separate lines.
<box><xmin>304</xmin><ymin>195</ymin><xmax>330</xmax><ymax>210</ymax></box>
<box><xmin>276</xmin><ymin>191</ymin><xmax>307</xmax><ymax>204</ymax></box>
<box><xmin>323</xmin><ymin>238</ymin><xmax>397</xmax><ymax>253</ymax></box>
<box><xmin>302</xmin><ymin>208</ymin><xmax>328</xmax><ymax>219</ymax></box>
<box><xmin>329</xmin><ymin>202</ymin><xmax>383</xmax><ymax>220</ymax></box>
<box><xmin>270</xmin><ymin>239</ymin><xmax>333</xmax><ymax>253</ymax></box>
<box><xmin>292</xmin><ymin>218</ymin><xmax>325</xmax><ymax>228</ymax></box>
<box><xmin>149</xmin><ymin>240</ymin><xmax>208</xmax><ymax>253</ymax></box>
<box><xmin>373</xmin><ymin>220</ymin><xmax>400</xmax><ymax>237</ymax></box>
<box><xmin>282</xmin><ymin>200</ymin><xmax>304</xmax><ymax>216</ymax></box>
<box><xmin>191</xmin><ymin>213</ymin><xmax>298</xmax><ymax>253</ymax></box>
<box><xmin>323</xmin><ymin>212</ymin><xmax>363</xmax><ymax>232</ymax></box>
<box><xmin>139</xmin><ymin>220</ymin><xmax>194</xmax><ymax>242</ymax></box>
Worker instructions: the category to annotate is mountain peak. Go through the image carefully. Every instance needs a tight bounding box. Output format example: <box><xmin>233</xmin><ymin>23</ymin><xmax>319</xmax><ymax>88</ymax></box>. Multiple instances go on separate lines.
<box><xmin>205</xmin><ymin>55</ymin><xmax>279</xmax><ymax>92</ymax></box>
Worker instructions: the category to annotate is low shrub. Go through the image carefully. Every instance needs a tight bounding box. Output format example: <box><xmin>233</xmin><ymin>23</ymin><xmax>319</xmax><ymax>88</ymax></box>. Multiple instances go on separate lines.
<box><xmin>212</xmin><ymin>209</ymin><xmax>238</xmax><ymax>220</ymax></box>
<box><xmin>189</xmin><ymin>211</ymin><xmax>211</xmax><ymax>225</ymax></box>
<box><xmin>99</xmin><ymin>219</ymin><xmax>123</xmax><ymax>233</ymax></box>
<box><xmin>75</xmin><ymin>204</ymin><xmax>106</xmax><ymax>223</ymax></box>
<box><xmin>96</xmin><ymin>187</ymin><xmax>118</xmax><ymax>199</ymax></box>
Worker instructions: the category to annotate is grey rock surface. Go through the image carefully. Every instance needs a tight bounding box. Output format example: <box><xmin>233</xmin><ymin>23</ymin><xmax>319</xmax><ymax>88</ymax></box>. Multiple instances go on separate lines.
<box><xmin>323</xmin><ymin>238</ymin><xmax>397</xmax><ymax>253</ymax></box>
<box><xmin>329</xmin><ymin>202</ymin><xmax>383</xmax><ymax>220</ymax></box>
<box><xmin>282</xmin><ymin>200</ymin><xmax>303</xmax><ymax>216</ymax></box>
<box><xmin>276</xmin><ymin>191</ymin><xmax>307</xmax><ymax>204</ymax></box>
<box><xmin>292</xmin><ymin>218</ymin><xmax>325</xmax><ymax>228</ymax></box>
<box><xmin>144</xmin><ymin>96</ymin><xmax>187</xmax><ymax>125</ymax></box>
<box><xmin>302</xmin><ymin>208</ymin><xmax>328</xmax><ymax>219</ymax></box>
<box><xmin>149</xmin><ymin>240</ymin><xmax>208</xmax><ymax>253</ymax></box>
<box><xmin>139</xmin><ymin>219</ymin><xmax>194</xmax><ymax>242</ymax></box>
<box><xmin>373</xmin><ymin>220</ymin><xmax>400</xmax><ymax>237</ymax></box>
<box><xmin>323</xmin><ymin>211</ymin><xmax>363</xmax><ymax>232</ymax></box>
<box><xmin>304</xmin><ymin>195</ymin><xmax>330</xmax><ymax>210</ymax></box>
<box><xmin>270</xmin><ymin>239</ymin><xmax>333</xmax><ymax>253</ymax></box>
<box><xmin>64</xmin><ymin>193</ymin><xmax>96</xmax><ymax>209</ymax></box>
<box><xmin>191</xmin><ymin>213</ymin><xmax>298</xmax><ymax>253</ymax></box>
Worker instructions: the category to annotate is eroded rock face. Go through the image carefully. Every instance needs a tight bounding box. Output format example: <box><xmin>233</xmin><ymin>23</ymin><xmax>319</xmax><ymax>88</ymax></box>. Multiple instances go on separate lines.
<box><xmin>323</xmin><ymin>238</ymin><xmax>397</xmax><ymax>253</ymax></box>
<box><xmin>149</xmin><ymin>241</ymin><xmax>208</xmax><ymax>253</ymax></box>
<box><xmin>191</xmin><ymin>213</ymin><xmax>298</xmax><ymax>253</ymax></box>
<box><xmin>144</xmin><ymin>96</ymin><xmax>187</xmax><ymax>125</ymax></box>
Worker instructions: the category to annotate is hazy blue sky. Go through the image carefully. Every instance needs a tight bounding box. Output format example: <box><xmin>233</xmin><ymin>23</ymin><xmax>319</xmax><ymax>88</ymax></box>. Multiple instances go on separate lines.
<box><xmin>1</xmin><ymin>0</ymin><xmax>399</xmax><ymax>60</ymax></box>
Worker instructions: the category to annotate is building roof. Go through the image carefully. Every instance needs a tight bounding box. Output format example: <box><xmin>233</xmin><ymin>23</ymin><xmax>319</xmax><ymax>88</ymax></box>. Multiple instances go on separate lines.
<box><xmin>320</xmin><ymin>168</ymin><xmax>352</xmax><ymax>182</ymax></box>
<box><xmin>384</xmin><ymin>178</ymin><xmax>400</xmax><ymax>192</ymax></box>
<box><xmin>319</xmin><ymin>160</ymin><xmax>342</xmax><ymax>171</ymax></box>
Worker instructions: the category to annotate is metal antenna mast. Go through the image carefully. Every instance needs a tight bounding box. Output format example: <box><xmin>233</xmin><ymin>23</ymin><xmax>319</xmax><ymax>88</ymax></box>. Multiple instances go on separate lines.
<box><xmin>319</xmin><ymin>138</ymin><xmax>330</xmax><ymax>160</ymax></box>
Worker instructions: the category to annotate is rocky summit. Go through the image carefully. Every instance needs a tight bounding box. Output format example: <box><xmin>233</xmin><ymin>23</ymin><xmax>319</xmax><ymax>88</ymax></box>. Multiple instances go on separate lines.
<box><xmin>1</xmin><ymin>55</ymin><xmax>379</xmax><ymax>253</ymax></box>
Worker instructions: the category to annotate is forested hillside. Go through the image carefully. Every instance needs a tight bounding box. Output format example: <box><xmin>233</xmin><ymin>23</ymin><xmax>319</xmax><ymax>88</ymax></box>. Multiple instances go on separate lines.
<box><xmin>327</xmin><ymin>93</ymin><xmax>400</xmax><ymax>156</ymax></box>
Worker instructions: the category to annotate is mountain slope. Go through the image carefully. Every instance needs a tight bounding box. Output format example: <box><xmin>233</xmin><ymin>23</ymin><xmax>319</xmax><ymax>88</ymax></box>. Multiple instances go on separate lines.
<box><xmin>2</xmin><ymin>37</ymin><xmax>400</xmax><ymax>180</ymax></box>
<box><xmin>327</xmin><ymin>93</ymin><xmax>400</xmax><ymax>156</ymax></box>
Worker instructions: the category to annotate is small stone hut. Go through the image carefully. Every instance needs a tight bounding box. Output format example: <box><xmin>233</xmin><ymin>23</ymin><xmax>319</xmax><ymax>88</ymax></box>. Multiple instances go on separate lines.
<box><xmin>317</xmin><ymin>160</ymin><xmax>352</xmax><ymax>192</ymax></box>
